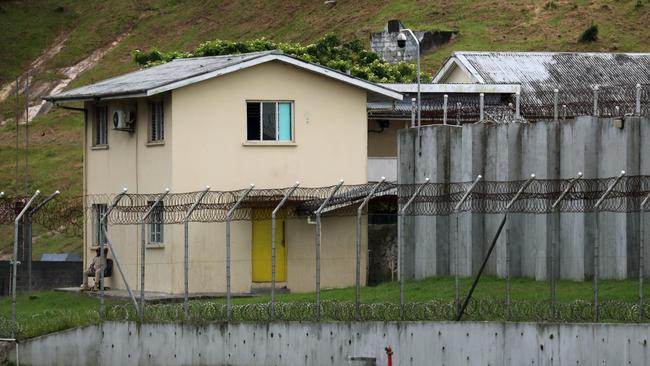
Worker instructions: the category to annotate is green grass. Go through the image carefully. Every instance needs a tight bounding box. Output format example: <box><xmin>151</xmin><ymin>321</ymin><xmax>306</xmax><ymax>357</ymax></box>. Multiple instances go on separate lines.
<box><xmin>1</xmin><ymin>276</ymin><xmax>647</xmax><ymax>339</ymax></box>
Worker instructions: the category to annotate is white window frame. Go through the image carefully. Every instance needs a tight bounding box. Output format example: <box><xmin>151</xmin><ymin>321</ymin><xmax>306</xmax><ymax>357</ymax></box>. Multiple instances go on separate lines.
<box><xmin>149</xmin><ymin>101</ymin><xmax>164</xmax><ymax>143</ymax></box>
<box><xmin>246</xmin><ymin>100</ymin><xmax>294</xmax><ymax>142</ymax></box>
<box><xmin>92</xmin><ymin>204</ymin><xmax>108</xmax><ymax>246</ymax></box>
<box><xmin>94</xmin><ymin>106</ymin><xmax>108</xmax><ymax>146</ymax></box>
<box><xmin>147</xmin><ymin>200</ymin><xmax>164</xmax><ymax>244</ymax></box>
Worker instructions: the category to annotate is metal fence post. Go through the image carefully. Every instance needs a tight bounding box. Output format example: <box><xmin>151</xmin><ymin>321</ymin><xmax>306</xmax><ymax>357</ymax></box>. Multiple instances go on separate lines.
<box><xmin>593</xmin><ymin>85</ymin><xmax>599</xmax><ymax>117</ymax></box>
<box><xmin>593</xmin><ymin>170</ymin><xmax>625</xmax><ymax>321</ymax></box>
<box><xmin>457</xmin><ymin>174</ymin><xmax>536</xmax><ymax>321</ymax></box>
<box><xmin>355</xmin><ymin>178</ymin><xmax>385</xmax><ymax>320</ymax></box>
<box><xmin>26</xmin><ymin>190</ymin><xmax>60</xmax><ymax>292</ymax></box>
<box><xmin>314</xmin><ymin>180</ymin><xmax>344</xmax><ymax>321</ymax></box>
<box><xmin>399</xmin><ymin>178</ymin><xmax>430</xmax><ymax>320</ymax></box>
<box><xmin>549</xmin><ymin>172</ymin><xmax>582</xmax><ymax>320</ymax></box>
<box><xmin>182</xmin><ymin>186</ymin><xmax>210</xmax><ymax>321</ymax></box>
<box><xmin>515</xmin><ymin>92</ymin><xmax>521</xmax><ymax>120</ymax></box>
<box><xmin>640</xmin><ymin>192</ymin><xmax>650</xmax><ymax>321</ymax></box>
<box><xmin>138</xmin><ymin>188</ymin><xmax>169</xmax><ymax>322</ymax></box>
<box><xmin>636</xmin><ymin>84</ymin><xmax>642</xmax><ymax>117</ymax></box>
<box><xmin>11</xmin><ymin>190</ymin><xmax>40</xmax><ymax>338</ymax></box>
<box><xmin>443</xmin><ymin>94</ymin><xmax>448</xmax><ymax>125</ymax></box>
<box><xmin>553</xmin><ymin>89</ymin><xmax>559</xmax><ymax>122</ymax></box>
<box><xmin>100</xmin><ymin>189</ymin><xmax>142</xmax><ymax>317</ymax></box>
<box><xmin>453</xmin><ymin>175</ymin><xmax>482</xmax><ymax>318</ymax></box>
<box><xmin>410</xmin><ymin>98</ymin><xmax>416</xmax><ymax>128</ymax></box>
<box><xmin>479</xmin><ymin>93</ymin><xmax>485</xmax><ymax>122</ymax></box>
<box><xmin>225</xmin><ymin>184</ymin><xmax>254</xmax><ymax>321</ymax></box>
<box><xmin>97</xmin><ymin>188</ymin><xmax>128</xmax><ymax>319</ymax></box>
<box><xmin>270</xmin><ymin>182</ymin><xmax>299</xmax><ymax>320</ymax></box>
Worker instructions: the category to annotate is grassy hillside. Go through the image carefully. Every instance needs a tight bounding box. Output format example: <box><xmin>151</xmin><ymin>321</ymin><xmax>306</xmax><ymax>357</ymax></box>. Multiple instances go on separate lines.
<box><xmin>0</xmin><ymin>0</ymin><xmax>648</xmax><ymax>254</ymax></box>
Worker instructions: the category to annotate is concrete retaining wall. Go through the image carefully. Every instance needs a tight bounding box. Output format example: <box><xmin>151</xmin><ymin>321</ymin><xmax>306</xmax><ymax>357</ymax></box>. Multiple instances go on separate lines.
<box><xmin>10</xmin><ymin>321</ymin><xmax>650</xmax><ymax>365</ymax></box>
<box><xmin>398</xmin><ymin>116</ymin><xmax>650</xmax><ymax>280</ymax></box>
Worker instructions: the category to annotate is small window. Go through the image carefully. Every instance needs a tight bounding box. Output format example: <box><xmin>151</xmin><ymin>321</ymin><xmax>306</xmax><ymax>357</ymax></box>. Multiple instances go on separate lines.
<box><xmin>148</xmin><ymin>201</ymin><xmax>164</xmax><ymax>244</ymax></box>
<box><xmin>92</xmin><ymin>204</ymin><xmax>108</xmax><ymax>246</ymax></box>
<box><xmin>95</xmin><ymin>106</ymin><xmax>108</xmax><ymax>146</ymax></box>
<box><xmin>149</xmin><ymin>101</ymin><xmax>164</xmax><ymax>142</ymax></box>
<box><xmin>246</xmin><ymin>101</ymin><xmax>292</xmax><ymax>142</ymax></box>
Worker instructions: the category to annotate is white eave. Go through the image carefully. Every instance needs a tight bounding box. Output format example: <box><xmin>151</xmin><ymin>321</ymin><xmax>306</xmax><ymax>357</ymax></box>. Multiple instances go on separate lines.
<box><xmin>380</xmin><ymin>83</ymin><xmax>521</xmax><ymax>94</ymax></box>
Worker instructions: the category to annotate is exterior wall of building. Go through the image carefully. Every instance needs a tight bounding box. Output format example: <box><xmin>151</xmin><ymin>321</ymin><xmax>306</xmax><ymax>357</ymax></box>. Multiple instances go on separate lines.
<box><xmin>367</xmin><ymin>119</ymin><xmax>406</xmax><ymax>158</ymax></box>
<box><xmin>441</xmin><ymin>64</ymin><xmax>474</xmax><ymax>83</ymax></box>
<box><xmin>83</xmin><ymin>61</ymin><xmax>372</xmax><ymax>294</ymax></box>
<box><xmin>84</xmin><ymin>94</ymin><xmax>173</xmax><ymax>293</ymax></box>
<box><xmin>170</xmin><ymin>61</ymin><xmax>369</xmax><ymax>190</ymax></box>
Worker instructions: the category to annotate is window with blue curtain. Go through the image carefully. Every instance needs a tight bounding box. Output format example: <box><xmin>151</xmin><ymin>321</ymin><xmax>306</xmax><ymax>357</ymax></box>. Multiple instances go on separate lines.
<box><xmin>246</xmin><ymin>101</ymin><xmax>293</xmax><ymax>142</ymax></box>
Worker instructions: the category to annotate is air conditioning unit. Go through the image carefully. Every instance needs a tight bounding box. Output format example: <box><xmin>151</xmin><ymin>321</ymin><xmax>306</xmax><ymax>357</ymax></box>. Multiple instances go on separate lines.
<box><xmin>112</xmin><ymin>109</ymin><xmax>136</xmax><ymax>131</ymax></box>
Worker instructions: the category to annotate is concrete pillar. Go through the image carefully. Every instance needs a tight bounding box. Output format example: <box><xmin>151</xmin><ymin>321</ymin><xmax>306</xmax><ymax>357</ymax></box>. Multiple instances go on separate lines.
<box><xmin>398</xmin><ymin>128</ymin><xmax>416</xmax><ymax>279</ymax></box>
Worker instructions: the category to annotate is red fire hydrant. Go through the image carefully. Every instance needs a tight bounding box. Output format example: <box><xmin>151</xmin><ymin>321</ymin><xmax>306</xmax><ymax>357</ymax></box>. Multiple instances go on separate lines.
<box><xmin>385</xmin><ymin>346</ymin><xmax>393</xmax><ymax>366</ymax></box>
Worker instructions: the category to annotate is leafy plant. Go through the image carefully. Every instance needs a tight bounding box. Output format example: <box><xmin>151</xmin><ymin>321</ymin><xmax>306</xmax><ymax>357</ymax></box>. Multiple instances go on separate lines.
<box><xmin>132</xmin><ymin>33</ymin><xmax>431</xmax><ymax>83</ymax></box>
<box><xmin>579</xmin><ymin>24</ymin><xmax>599</xmax><ymax>43</ymax></box>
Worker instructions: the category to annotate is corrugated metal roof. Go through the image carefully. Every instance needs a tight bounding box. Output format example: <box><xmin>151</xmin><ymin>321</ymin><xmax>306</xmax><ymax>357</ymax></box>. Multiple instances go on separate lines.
<box><xmin>455</xmin><ymin>51</ymin><xmax>650</xmax><ymax>86</ymax></box>
<box><xmin>45</xmin><ymin>50</ymin><xmax>403</xmax><ymax>102</ymax></box>
<box><xmin>446</xmin><ymin>52</ymin><xmax>650</xmax><ymax>106</ymax></box>
<box><xmin>45</xmin><ymin>51</ymin><xmax>279</xmax><ymax>101</ymax></box>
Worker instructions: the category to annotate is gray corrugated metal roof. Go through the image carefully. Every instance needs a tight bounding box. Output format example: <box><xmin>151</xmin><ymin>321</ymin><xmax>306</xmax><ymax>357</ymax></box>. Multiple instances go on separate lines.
<box><xmin>454</xmin><ymin>51</ymin><xmax>650</xmax><ymax>87</ymax></box>
<box><xmin>45</xmin><ymin>50</ymin><xmax>403</xmax><ymax>102</ymax></box>
<box><xmin>45</xmin><ymin>51</ymin><xmax>279</xmax><ymax>101</ymax></box>
<box><xmin>442</xmin><ymin>51</ymin><xmax>650</xmax><ymax>107</ymax></box>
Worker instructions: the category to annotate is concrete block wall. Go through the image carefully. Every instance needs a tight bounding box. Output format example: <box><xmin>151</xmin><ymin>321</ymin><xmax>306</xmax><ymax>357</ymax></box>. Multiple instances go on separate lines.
<box><xmin>398</xmin><ymin>116</ymin><xmax>650</xmax><ymax>281</ymax></box>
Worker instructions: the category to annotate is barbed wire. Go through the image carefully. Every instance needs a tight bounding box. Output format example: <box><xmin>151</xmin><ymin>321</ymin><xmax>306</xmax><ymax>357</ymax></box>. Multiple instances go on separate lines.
<box><xmin>0</xmin><ymin>175</ymin><xmax>649</xmax><ymax>230</ymax></box>
<box><xmin>369</xmin><ymin>84</ymin><xmax>650</xmax><ymax>123</ymax></box>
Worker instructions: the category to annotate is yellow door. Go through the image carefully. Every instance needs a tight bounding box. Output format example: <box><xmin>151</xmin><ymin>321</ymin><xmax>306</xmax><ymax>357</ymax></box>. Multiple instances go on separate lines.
<box><xmin>252</xmin><ymin>214</ymin><xmax>286</xmax><ymax>282</ymax></box>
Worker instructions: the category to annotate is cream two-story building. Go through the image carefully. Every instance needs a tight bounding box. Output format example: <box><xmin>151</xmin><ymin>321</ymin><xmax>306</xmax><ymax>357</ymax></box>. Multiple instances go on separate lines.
<box><xmin>45</xmin><ymin>51</ymin><xmax>402</xmax><ymax>294</ymax></box>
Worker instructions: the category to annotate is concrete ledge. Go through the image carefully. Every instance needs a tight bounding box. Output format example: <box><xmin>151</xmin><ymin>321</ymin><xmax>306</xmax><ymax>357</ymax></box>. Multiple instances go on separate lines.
<box><xmin>10</xmin><ymin>321</ymin><xmax>650</xmax><ymax>365</ymax></box>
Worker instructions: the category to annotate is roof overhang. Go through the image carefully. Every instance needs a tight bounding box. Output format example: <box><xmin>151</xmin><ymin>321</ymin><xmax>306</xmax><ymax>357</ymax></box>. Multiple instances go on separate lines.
<box><xmin>45</xmin><ymin>54</ymin><xmax>403</xmax><ymax>103</ymax></box>
<box><xmin>380</xmin><ymin>83</ymin><xmax>521</xmax><ymax>94</ymax></box>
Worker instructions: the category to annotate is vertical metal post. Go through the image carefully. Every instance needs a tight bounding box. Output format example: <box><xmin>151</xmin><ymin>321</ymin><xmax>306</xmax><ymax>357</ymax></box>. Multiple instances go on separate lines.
<box><xmin>138</xmin><ymin>189</ymin><xmax>169</xmax><ymax>322</ymax></box>
<box><xmin>640</xmin><ymin>193</ymin><xmax>650</xmax><ymax>321</ymax></box>
<box><xmin>355</xmin><ymin>178</ymin><xmax>385</xmax><ymax>320</ymax></box>
<box><xmin>182</xmin><ymin>186</ymin><xmax>210</xmax><ymax>321</ymax></box>
<box><xmin>550</xmin><ymin>172</ymin><xmax>583</xmax><ymax>320</ymax></box>
<box><xmin>443</xmin><ymin>95</ymin><xmax>448</xmax><ymax>125</ymax></box>
<box><xmin>225</xmin><ymin>184</ymin><xmax>254</xmax><ymax>321</ymax></box>
<box><xmin>456</xmin><ymin>102</ymin><xmax>462</xmax><ymax>126</ymax></box>
<box><xmin>479</xmin><ymin>93</ymin><xmax>485</xmax><ymax>122</ymax></box>
<box><xmin>505</xmin><ymin>228</ymin><xmax>511</xmax><ymax>320</ymax></box>
<box><xmin>456</xmin><ymin>174</ymin><xmax>536</xmax><ymax>321</ymax></box>
<box><xmin>314</xmin><ymin>180</ymin><xmax>344</xmax><ymax>321</ymax></box>
<box><xmin>399</xmin><ymin>178</ymin><xmax>430</xmax><ymax>320</ymax></box>
<box><xmin>553</xmin><ymin>89</ymin><xmax>559</xmax><ymax>122</ymax></box>
<box><xmin>562</xmin><ymin>104</ymin><xmax>567</xmax><ymax>121</ymax></box>
<box><xmin>593</xmin><ymin>85</ymin><xmax>599</xmax><ymax>117</ymax></box>
<box><xmin>515</xmin><ymin>92</ymin><xmax>521</xmax><ymax>120</ymax></box>
<box><xmin>271</xmin><ymin>182</ymin><xmax>299</xmax><ymax>320</ymax></box>
<box><xmin>11</xmin><ymin>190</ymin><xmax>39</xmax><ymax>338</ymax></box>
<box><xmin>636</xmin><ymin>84</ymin><xmax>642</xmax><ymax>116</ymax></box>
<box><xmin>593</xmin><ymin>170</ymin><xmax>625</xmax><ymax>321</ymax></box>
<box><xmin>27</xmin><ymin>190</ymin><xmax>60</xmax><ymax>292</ymax></box>
<box><xmin>453</xmin><ymin>175</ymin><xmax>482</xmax><ymax>318</ymax></box>
<box><xmin>410</xmin><ymin>98</ymin><xmax>416</xmax><ymax>128</ymax></box>
<box><xmin>99</xmin><ymin>188</ymin><xmax>128</xmax><ymax>319</ymax></box>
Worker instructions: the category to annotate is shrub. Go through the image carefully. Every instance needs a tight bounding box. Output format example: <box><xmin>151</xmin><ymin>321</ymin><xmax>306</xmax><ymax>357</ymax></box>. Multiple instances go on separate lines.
<box><xmin>131</xmin><ymin>34</ymin><xmax>432</xmax><ymax>83</ymax></box>
<box><xmin>579</xmin><ymin>24</ymin><xmax>599</xmax><ymax>43</ymax></box>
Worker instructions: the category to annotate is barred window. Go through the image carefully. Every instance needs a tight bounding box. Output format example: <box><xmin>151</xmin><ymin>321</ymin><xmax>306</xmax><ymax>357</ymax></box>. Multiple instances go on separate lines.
<box><xmin>246</xmin><ymin>101</ymin><xmax>292</xmax><ymax>141</ymax></box>
<box><xmin>95</xmin><ymin>106</ymin><xmax>108</xmax><ymax>146</ymax></box>
<box><xmin>92</xmin><ymin>204</ymin><xmax>108</xmax><ymax>246</ymax></box>
<box><xmin>148</xmin><ymin>201</ymin><xmax>164</xmax><ymax>244</ymax></box>
<box><xmin>150</xmin><ymin>101</ymin><xmax>164</xmax><ymax>142</ymax></box>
